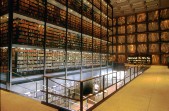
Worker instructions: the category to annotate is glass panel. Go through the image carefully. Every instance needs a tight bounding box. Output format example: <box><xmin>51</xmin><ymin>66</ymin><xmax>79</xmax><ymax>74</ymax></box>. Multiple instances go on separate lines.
<box><xmin>152</xmin><ymin>55</ymin><xmax>160</xmax><ymax>64</ymax></box>
<box><xmin>148</xmin><ymin>33</ymin><xmax>159</xmax><ymax>42</ymax></box>
<box><xmin>113</xmin><ymin>27</ymin><xmax>116</xmax><ymax>35</ymax></box>
<box><xmin>127</xmin><ymin>15</ymin><xmax>135</xmax><ymax>24</ymax></box>
<box><xmin>160</xmin><ymin>9</ymin><xmax>169</xmax><ymax>19</ymax></box>
<box><xmin>137</xmin><ymin>24</ymin><xmax>146</xmax><ymax>32</ymax></box>
<box><xmin>118</xmin><ymin>26</ymin><xmax>125</xmax><ymax>34</ymax></box>
<box><xmin>161</xmin><ymin>32</ymin><xmax>169</xmax><ymax>41</ymax></box>
<box><xmin>118</xmin><ymin>45</ymin><xmax>125</xmax><ymax>53</ymax></box>
<box><xmin>161</xmin><ymin>54</ymin><xmax>169</xmax><ymax>65</ymax></box>
<box><xmin>127</xmin><ymin>25</ymin><xmax>135</xmax><ymax>34</ymax></box>
<box><xmin>149</xmin><ymin>44</ymin><xmax>159</xmax><ymax>53</ymax></box>
<box><xmin>137</xmin><ymin>34</ymin><xmax>147</xmax><ymax>42</ymax></box>
<box><xmin>118</xmin><ymin>55</ymin><xmax>126</xmax><ymax>63</ymax></box>
<box><xmin>127</xmin><ymin>35</ymin><xmax>135</xmax><ymax>43</ymax></box>
<box><xmin>161</xmin><ymin>20</ymin><xmax>169</xmax><ymax>30</ymax></box>
<box><xmin>127</xmin><ymin>45</ymin><xmax>136</xmax><ymax>53</ymax></box>
<box><xmin>118</xmin><ymin>36</ymin><xmax>125</xmax><ymax>44</ymax></box>
<box><xmin>118</xmin><ymin>17</ymin><xmax>125</xmax><ymax>25</ymax></box>
<box><xmin>113</xmin><ymin>46</ymin><xmax>116</xmax><ymax>53</ymax></box>
<box><xmin>161</xmin><ymin>43</ymin><xmax>169</xmax><ymax>53</ymax></box>
<box><xmin>137</xmin><ymin>13</ymin><xmax>146</xmax><ymax>22</ymax></box>
<box><xmin>113</xmin><ymin>18</ymin><xmax>116</xmax><ymax>26</ymax></box>
<box><xmin>148</xmin><ymin>11</ymin><xmax>158</xmax><ymax>21</ymax></box>
<box><xmin>148</xmin><ymin>22</ymin><xmax>158</xmax><ymax>31</ymax></box>
<box><xmin>137</xmin><ymin>44</ymin><xmax>147</xmax><ymax>53</ymax></box>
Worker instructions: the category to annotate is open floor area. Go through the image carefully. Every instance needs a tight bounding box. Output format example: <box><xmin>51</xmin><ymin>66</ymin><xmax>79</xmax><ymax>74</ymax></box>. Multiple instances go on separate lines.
<box><xmin>93</xmin><ymin>65</ymin><xmax>169</xmax><ymax>111</ymax></box>
<box><xmin>0</xmin><ymin>90</ymin><xmax>58</xmax><ymax>111</ymax></box>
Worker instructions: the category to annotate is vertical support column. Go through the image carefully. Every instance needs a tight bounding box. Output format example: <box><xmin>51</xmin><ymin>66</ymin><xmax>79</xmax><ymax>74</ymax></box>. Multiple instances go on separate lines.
<box><xmin>134</xmin><ymin>67</ymin><xmax>135</xmax><ymax>78</ymax></box>
<box><xmin>64</xmin><ymin>0</ymin><xmax>69</xmax><ymax>106</ymax></box>
<box><xmin>103</xmin><ymin>76</ymin><xmax>105</xmax><ymax>98</ymax></box>
<box><xmin>7</xmin><ymin>0</ymin><xmax>14</xmax><ymax>90</ymax></box>
<box><xmin>43</xmin><ymin>0</ymin><xmax>47</xmax><ymax>85</ymax></box>
<box><xmin>80</xmin><ymin>82</ymin><xmax>83</xmax><ymax>111</ymax></box>
<box><xmin>130</xmin><ymin>68</ymin><xmax>131</xmax><ymax>81</ymax></box>
<box><xmin>80</xmin><ymin>0</ymin><xmax>83</xmax><ymax>81</ymax></box>
<box><xmin>115</xmin><ymin>18</ymin><xmax>118</xmax><ymax>62</ymax></box>
<box><xmin>146</xmin><ymin>12</ymin><xmax>149</xmax><ymax>64</ymax></box>
<box><xmin>100</xmin><ymin>0</ymin><xmax>102</xmax><ymax>88</ymax></box>
<box><xmin>158</xmin><ymin>9</ymin><xmax>162</xmax><ymax>64</ymax></box>
<box><xmin>106</xmin><ymin>1</ymin><xmax>109</xmax><ymax>89</ymax></box>
<box><xmin>135</xmin><ymin>14</ymin><xmax>138</xmax><ymax>59</ymax></box>
<box><xmin>91</xmin><ymin>0</ymin><xmax>94</xmax><ymax>77</ymax></box>
<box><xmin>125</xmin><ymin>16</ymin><xmax>127</xmax><ymax>63</ymax></box>
<box><xmin>115</xmin><ymin>72</ymin><xmax>117</xmax><ymax>90</ymax></box>
<box><xmin>46</xmin><ymin>77</ymin><xmax>48</xmax><ymax>103</ymax></box>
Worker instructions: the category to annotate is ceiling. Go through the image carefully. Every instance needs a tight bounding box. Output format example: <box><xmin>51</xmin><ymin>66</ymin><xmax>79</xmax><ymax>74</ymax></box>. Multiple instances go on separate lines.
<box><xmin>110</xmin><ymin>0</ymin><xmax>169</xmax><ymax>17</ymax></box>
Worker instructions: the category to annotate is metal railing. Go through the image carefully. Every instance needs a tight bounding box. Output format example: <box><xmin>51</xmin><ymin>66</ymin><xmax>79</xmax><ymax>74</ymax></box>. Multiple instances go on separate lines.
<box><xmin>43</xmin><ymin>64</ymin><xmax>149</xmax><ymax>111</ymax></box>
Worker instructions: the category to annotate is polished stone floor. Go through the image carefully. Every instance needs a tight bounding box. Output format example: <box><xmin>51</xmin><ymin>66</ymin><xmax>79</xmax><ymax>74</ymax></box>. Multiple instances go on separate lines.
<box><xmin>93</xmin><ymin>65</ymin><xmax>169</xmax><ymax>111</ymax></box>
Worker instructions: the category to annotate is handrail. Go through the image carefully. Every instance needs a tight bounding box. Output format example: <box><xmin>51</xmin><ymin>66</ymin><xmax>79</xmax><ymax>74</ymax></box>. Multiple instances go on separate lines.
<box><xmin>47</xmin><ymin>78</ymin><xmax>97</xmax><ymax>104</ymax></box>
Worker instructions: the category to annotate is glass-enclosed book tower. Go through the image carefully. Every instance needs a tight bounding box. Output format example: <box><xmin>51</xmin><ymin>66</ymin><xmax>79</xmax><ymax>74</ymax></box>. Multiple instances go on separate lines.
<box><xmin>0</xmin><ymin>0</ymin><xmax>113</xmax><ymax>92</ymax></box>
<box><xmin>112</xmin><ymin>8</ymin><xmax>169</xmax><ymax>65</ymax></box>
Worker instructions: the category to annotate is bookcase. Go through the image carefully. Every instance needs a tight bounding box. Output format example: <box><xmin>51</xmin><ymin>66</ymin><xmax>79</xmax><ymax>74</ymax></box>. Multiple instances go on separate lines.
<box><xmin>112</xmin><ymin>8</ymin><xmax>169</xmax><ymax>65</ymax></box>
<box><xmin>0</xmin><ymin>0</ymin><xmax>113</xmax><ymax>77</ymax></box>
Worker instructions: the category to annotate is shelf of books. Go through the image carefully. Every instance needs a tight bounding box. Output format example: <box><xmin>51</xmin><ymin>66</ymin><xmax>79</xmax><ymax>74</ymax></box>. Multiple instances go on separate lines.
<box><xmin>112</xmin><ymin>8</ymin><xmax>169</xmax><ymax>64</ymax></box>
<box><xmin>0</xmin><ymin>0</ymin><xmax>113</xmax><ymax>77</ymax></box>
